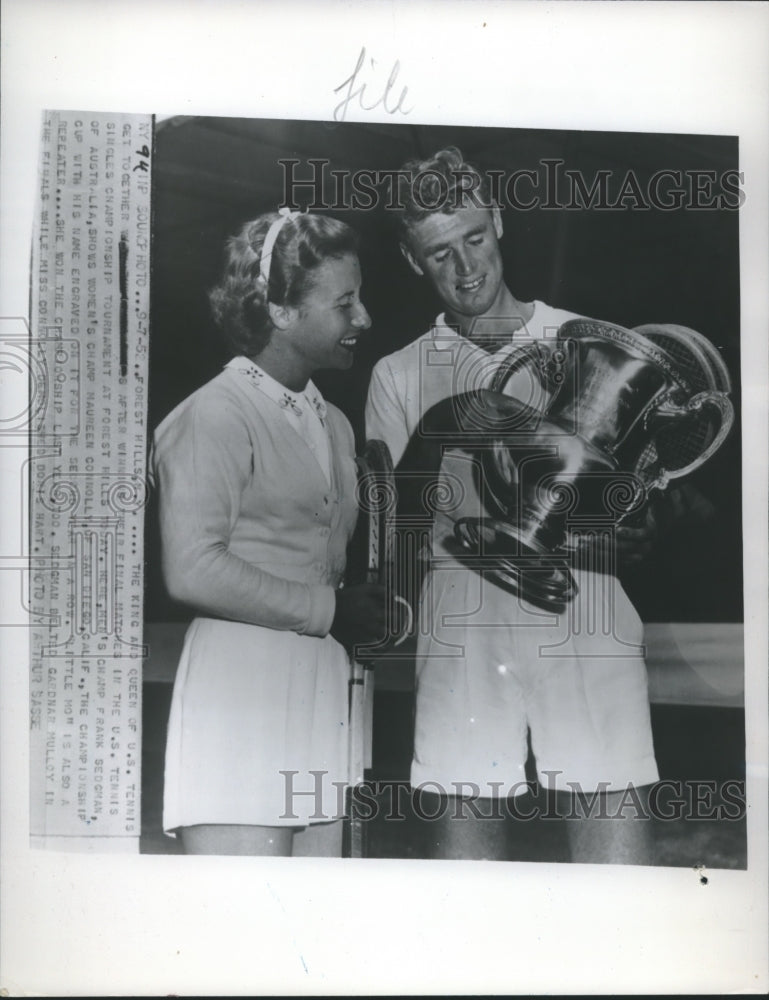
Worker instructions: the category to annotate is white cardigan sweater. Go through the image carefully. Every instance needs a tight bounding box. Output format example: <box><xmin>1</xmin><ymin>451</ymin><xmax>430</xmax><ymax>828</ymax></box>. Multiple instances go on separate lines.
<box><xmin>151</xmin><ymin>366</ymin><xmax>358</xmax><ymax>637</ymax></box>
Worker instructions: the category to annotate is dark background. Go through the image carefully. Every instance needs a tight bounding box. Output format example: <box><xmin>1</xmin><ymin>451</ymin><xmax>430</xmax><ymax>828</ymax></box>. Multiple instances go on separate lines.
<box><xmin>147</xmin><ymin>116</ymin><xmax>743</xmax><ymax>624</ymax></box>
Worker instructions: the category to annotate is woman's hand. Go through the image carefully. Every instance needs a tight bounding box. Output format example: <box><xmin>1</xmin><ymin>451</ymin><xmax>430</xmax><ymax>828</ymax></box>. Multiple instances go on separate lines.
<box><xmin>330</xmin><ymin>583</ymin><xmax>388</xmax><ymax>651</ymax></box>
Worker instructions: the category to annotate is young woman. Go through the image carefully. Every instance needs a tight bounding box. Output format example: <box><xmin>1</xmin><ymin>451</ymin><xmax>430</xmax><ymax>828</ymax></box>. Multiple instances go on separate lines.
<box><xmin>152</xmin><ymin>209</ymin><xmax>384</xmax><ymax>856</ymax></box>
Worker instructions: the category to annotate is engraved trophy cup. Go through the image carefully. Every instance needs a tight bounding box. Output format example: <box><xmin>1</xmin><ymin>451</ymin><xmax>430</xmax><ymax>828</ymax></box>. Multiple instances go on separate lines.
<box><xmin>453</xmin><ymin>319</ymin><xmax>734</xmax><ymax>612</ymax></box>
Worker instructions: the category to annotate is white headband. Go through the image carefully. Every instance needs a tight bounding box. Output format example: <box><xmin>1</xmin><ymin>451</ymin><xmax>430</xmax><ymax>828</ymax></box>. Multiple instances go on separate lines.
<box><xmin>259</xmin><ymin>207</ymin><xmax>301</xmax><ymax>285</ymax></box>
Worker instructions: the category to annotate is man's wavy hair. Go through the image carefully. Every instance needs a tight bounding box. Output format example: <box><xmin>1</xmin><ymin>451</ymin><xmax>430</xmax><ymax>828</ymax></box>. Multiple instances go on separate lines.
<box><xmin>395</xmin><ymin>146</ymin><xmax>494</xmax><ymax>246</ymax></box>
<box><xmin>209</xmin><ymin>213</ymin><xmax>359</xmax><ymax>357</ymax></box>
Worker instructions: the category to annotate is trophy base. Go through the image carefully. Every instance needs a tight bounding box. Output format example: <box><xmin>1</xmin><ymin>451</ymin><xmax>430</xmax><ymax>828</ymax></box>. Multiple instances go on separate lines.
<box><xmin>454</xmin><ymin>516</ymin><xmax>578</xmax><ymax>613</ymax></box>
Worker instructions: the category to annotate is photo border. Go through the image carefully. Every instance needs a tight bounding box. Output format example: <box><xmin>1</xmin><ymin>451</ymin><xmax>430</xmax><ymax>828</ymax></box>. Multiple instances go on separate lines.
<box><xmin>1</xmin><ymin>1</ymin><xmax>767</xmax><ymax>995</ymax></box>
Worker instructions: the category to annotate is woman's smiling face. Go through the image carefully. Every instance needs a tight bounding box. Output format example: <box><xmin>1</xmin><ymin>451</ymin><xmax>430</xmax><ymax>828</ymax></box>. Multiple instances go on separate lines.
<box><xmin>283</xmin><ymin>253</ymin><xmax>371</xmax><ymax>376</ymax></box>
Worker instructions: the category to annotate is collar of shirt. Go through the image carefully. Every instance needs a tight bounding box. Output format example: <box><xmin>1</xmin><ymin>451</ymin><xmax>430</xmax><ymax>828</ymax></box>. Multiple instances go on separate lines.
<box><xmin>429</xmin><ymin>304</ymin><xmax>540</xmax><ymax>354</ymax></box>
<box><xmin>226</xmin><ymin>356</ymin><xmax>327</xmax><ymax>423</ymax></box>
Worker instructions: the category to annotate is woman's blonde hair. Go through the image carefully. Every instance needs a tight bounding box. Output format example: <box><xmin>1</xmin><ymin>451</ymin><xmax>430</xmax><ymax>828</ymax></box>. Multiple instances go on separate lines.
<box><xmin>209</xmin><ymin>212</ymin><xmax>359</xmax><ymax>356</ymax></box>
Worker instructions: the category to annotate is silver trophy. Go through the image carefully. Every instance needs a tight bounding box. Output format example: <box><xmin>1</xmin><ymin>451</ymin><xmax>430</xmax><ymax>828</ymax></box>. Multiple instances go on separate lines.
<box><xmin>454</xmin><ymin>319</ymin><xmax>734</xmax><ymax>611</ymax></box>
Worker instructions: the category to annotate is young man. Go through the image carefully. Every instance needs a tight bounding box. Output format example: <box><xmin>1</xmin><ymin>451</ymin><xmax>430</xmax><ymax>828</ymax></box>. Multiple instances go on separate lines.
<box><xmin>365</xmin><ymin>147</ymin><xmax>659</xmax><ymax>863</ymax></box>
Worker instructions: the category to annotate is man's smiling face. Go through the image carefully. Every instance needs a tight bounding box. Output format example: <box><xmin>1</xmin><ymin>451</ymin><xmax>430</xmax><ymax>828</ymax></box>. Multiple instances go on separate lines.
<box><xmin>401</xmin><ymin>203</ymin><xmax>506</xmax><ymax>323</ymax></box>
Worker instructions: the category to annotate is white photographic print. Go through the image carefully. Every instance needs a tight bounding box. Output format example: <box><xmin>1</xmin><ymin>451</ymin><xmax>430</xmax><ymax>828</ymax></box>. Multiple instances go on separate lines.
<box><xmin>1</xmin><ymin>1</ymin><xmax>767</xmax><ymax>996</ymax></box>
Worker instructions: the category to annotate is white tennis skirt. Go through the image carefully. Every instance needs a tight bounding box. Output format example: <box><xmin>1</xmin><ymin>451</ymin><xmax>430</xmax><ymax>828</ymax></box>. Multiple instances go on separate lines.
<box><xmin>163</xmin><ymin>617</ymin><xmax>350</xmax><ymax>833</ymax></box>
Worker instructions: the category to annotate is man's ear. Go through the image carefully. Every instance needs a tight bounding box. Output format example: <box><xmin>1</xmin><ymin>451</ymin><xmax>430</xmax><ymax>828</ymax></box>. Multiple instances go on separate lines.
<box><xmin>400</xmin><ymin>241</ymin><xmax>424</xmax><ymax>277</ymax></box>
<box><xmin>267</xmin><ymin>300</ymin><xmax>296</xmax><ymax>330</ymax></box>
<box><xmin>491</xmin><ymin>202</ymin><xmax>503</xmax><ymax>240</ymax></box>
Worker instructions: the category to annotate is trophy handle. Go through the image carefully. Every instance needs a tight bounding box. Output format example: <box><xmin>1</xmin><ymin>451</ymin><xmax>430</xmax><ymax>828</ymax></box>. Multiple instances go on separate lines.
<box><xmin>489</xmin><ymin>340</ymin><xmax>561</xmax><ymax>397</ymax></box>
<box><xmin>644</xmin><ymin>390</ymin><xmax>734</xmax><ymax>488</ymax></box>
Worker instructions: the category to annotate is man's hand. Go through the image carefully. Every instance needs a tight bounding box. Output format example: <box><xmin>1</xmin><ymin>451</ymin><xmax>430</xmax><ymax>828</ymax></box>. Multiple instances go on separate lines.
<box><xmin>615</xmin><ymin>505</ymin><xmax>659</xmax><ymax>566</ymax></box>
<box><xmin>571</xmin><ymin>505</ymin><xmax>658</xmax><ymax>570</ymax></box>
<box><xmin>616</xmin><ymin>484</ymin><xmax>716</xmax><ymax>566</ymax></box>
<box><xmin>572</xmin><ymin>484</ymin><xmax>716</xmax><ymax>571</ymax></box>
